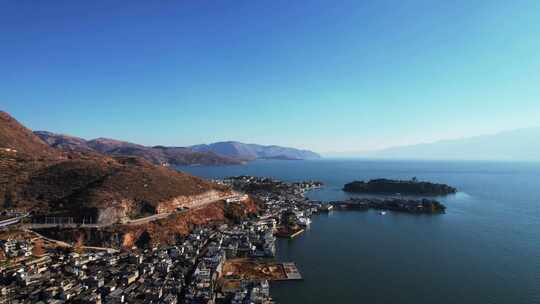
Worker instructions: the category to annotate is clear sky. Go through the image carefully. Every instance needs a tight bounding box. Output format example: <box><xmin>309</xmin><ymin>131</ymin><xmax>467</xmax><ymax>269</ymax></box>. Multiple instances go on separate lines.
<box><xmin>1</xmin><ymin>0</ymin><xmax>539</xmax><ymax>153</ymax></box>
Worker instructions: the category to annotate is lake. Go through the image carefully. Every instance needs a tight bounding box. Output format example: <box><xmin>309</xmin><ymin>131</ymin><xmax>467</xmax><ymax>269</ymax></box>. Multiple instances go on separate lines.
<box><xmin>178</xmin><ymin>159</ymin><xmax>540</xmax><ymax>304</ymax></box>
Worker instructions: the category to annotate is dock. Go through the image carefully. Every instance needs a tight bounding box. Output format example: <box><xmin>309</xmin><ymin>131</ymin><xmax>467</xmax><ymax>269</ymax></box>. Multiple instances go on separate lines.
<box><xmin>275</xmin><ymin>228</ymin><xmax>305</xmax><ymax>239</ymax></box>
<box><xmin>282</xmin><ymin>262</ymin><xmax>302</xmax><ymax>280</ymax></box>
<box><xmin>288</xmin><ymin>229</ymin><xmax>304</xmax><ymax>239</ymax></box>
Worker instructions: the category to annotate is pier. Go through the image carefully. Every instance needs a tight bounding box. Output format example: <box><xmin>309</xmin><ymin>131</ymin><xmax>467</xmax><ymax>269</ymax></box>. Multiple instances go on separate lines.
<box><xmin>275</xmin><ymin>228</ymin><xmax>305</xmax><ymax>239</ymax></box>
<box><xmin>282</xmin><ymin>262</ymin><xmax>303</xmax><ymax>280</ymax></box>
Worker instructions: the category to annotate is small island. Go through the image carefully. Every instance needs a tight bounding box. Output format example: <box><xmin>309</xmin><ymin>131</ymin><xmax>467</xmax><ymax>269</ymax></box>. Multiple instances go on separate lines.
<box><xmin>343</xmin><ymin>178</ymin><xmax>457</xmax><ymax>196</ymax></box>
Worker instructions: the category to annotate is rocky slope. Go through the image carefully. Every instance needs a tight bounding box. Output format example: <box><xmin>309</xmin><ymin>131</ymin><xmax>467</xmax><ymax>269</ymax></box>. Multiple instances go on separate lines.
<box><xmin>191</xmin><ymin>141</ymin><xmax>321</xmax><ymax>161</ymax></box>
<box><xmin>0</xmin><ymin>111</ymin><xmax>231</xmax><ymax>224</ymax></box>
<box><xmin>35</xmin><ymin>131</ymin><xmax>242</xmax><ymax>166</ymax></box>
<box><xmin>34</xmin><ymin>131</ymin><xmax>93</xmax><ymax>152</ymax></box>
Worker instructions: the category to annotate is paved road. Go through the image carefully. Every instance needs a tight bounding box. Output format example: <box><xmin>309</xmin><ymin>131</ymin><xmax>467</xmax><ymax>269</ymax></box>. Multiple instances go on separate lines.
<box><xmin>23</xmin><ymin>193</ymin><xmax>244</xmax><ymax>229</ymax></box>
<box><xmin>125</xmin><ymin>193</ymin><xmax>240</xmax><ymax>226</ymax></box>
<box><xmin>17</xmin><ymin>193</ymin><xmax>245</xmax><ymax>253</ymax></box>
<box><xmin>0</xmin><ymin>214</ymin><xmax>29</xmax><ymax>228</ymax></box>
<box><xmin>25</xmin><ymin>229</ymin><xmax>119</xmax><ymax>253</ymax></box>
<box><xmin>124</xmin><ymin>212</ymin><xmax>176</xmax><ymax>226</ymax></box>
<box><xmin>24</xmin><ymin>223</ymin><xmax>103</xmax><ymax>229</ymax></box>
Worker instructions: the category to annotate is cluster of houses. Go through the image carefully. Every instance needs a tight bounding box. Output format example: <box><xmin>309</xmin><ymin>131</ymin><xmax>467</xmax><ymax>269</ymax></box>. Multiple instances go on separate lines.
<box><xmin>0</xmin><ymin>225</ymin><xmax>278</xmax><ymax>303</ymax></box>
<box><xmin>230</xmin><ymin>280</ymin><xmax>271</xmax><ymax>304</ymax></box>
<box><xmin>1</xmin><ymin>176</ymin><xmax>323</xmax><ymax>303</ymax></box>
<box><xmin>1</xmin><ymin>244</ymin><xmax>191</xmax><ymax>303</ymax></box>
<box><xmin>221</xmin><ymin>176</ymin><xmax>320</xmax><ymax>229</ymax></box>
<box><xmin>184</xmin><ymin>222</ymin><xmax>277</xmax><ymax>304</ymax></box>
<box><xmin>1</xmin><ymin>239</ymin><xmax>33</xmax><ymax>259</ymax></box>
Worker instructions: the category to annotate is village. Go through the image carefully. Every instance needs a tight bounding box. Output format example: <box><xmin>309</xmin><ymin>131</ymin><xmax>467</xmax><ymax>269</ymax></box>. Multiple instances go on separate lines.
<box><xmin>0</xmin><ymin>176</ymin><xmax>323</xmax><ymax>304</ymax></box>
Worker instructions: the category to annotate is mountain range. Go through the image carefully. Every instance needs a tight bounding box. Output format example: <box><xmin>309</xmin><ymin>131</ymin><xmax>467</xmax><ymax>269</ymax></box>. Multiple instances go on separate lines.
<box><xmin>344</xmin><ymin>127</ymin><xmax>540</xmax><ymax>161</ymax></box>
<box><xmin>34</xmin><ymin>132</ymin><xmax>321</xmax><ymax>166</ymax></box>
<box><xmin>34</xmin><ymin>131</ymin><xmax>241</xmax><ymax>166</ymax></box>
<box><xmin>34</xmin><ymin>131</ymin><xmax>320</xmax><ymax>166</ymax></box>
<box><xmin>190</xmin><ymin>141</ymin><xmax>321</xmax><ymax>161</ymax></box>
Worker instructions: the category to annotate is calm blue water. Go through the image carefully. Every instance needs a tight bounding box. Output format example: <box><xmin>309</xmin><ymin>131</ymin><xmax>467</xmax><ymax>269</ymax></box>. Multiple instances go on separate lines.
<box><xmin>178</xmin><ymin>159</ymin><xmax>540</xmax><ymax>304</ymax></box>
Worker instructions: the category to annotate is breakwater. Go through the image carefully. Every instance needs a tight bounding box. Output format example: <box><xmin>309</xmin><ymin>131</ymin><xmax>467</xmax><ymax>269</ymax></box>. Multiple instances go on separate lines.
<box><xmin>321</xmin><ymin>197</ymin><xmax>447</xmax><ymax>214</ymax></box>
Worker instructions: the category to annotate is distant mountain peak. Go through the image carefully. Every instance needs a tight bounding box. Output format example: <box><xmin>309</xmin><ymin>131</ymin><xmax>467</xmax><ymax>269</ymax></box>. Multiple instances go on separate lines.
<box><xmin>190</xmin><ymin>141</ymin><xmax>321</xmax><ymax>161</ymax></box>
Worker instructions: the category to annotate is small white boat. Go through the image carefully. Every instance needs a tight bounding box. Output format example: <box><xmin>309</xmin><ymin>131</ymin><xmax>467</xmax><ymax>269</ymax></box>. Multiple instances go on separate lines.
<box><xmin>379</xmin><ymin>211</ymin><xmax>387</xmax><ymax>215</ymax></box>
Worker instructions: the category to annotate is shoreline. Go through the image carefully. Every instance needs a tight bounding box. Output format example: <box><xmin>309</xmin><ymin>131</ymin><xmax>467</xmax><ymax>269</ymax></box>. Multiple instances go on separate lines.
<box><xmin>1</xmin><ymin>175</ymin><xmax>451</xmax><ymax>303</ymax></box>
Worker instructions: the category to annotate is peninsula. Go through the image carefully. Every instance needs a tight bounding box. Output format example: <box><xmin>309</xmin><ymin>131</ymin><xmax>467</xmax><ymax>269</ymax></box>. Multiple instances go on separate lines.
<box><xmin>343</xmin><ymin>178</ymin><xmax>457</xmax><ymax>196</ymax></box>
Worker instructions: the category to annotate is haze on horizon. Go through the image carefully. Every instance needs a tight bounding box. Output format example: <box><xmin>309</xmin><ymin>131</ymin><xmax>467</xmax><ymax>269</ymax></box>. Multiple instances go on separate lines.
<box><xmin>2</xmin><ymin>1</ymin><xmax>539</xmax><ymax>155</ymax></box>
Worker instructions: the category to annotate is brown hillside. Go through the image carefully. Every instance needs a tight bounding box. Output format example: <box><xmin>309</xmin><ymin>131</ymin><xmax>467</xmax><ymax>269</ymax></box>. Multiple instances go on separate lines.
<box><xmin>124</xmin><ymin>197</ymin><xmax>260</xmax><ymax>247</ymax></box>
<box><xmin>18</xmin><ymin>155</ymin><xmax>227</xmax><ymax>221</ymax></box>
<box><xmin>0</xmin><ymin>111</ymin><xmax>60</xmax><ymax>159</ymax></box>
<box><xmin>0</xmin><ymin>111</ymin><xmax>230</xmax><ymax>225</ymax></box>
<box><xmin>34</xmin><ymin>131</ymin><xmax>93</xmax><ymax>152</ymax></box>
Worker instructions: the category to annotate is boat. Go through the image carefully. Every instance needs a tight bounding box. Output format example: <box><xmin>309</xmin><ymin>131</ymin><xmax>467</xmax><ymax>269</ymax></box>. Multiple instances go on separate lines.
<box><xmin>298</xmin><ymin>217</ymin><xmax>311</xmax><ymax>227</ymax></box>
<box><xmin>318</xmin><ymin>204</ymin><xmax>334</xmax><ymax>212</ymax></box>
<box><xmin>379</xmin><ymin>211</ymin><xmax>387</xmax><ymax>215</ymax></box>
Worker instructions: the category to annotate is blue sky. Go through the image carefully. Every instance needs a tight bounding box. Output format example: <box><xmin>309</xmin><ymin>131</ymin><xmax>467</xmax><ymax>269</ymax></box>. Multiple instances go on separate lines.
<box><xmin>1</xmin><ymin>0</ymin><xmax>539</xmax><ymax>153</ymax></box>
